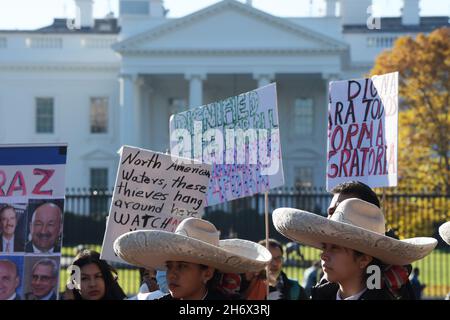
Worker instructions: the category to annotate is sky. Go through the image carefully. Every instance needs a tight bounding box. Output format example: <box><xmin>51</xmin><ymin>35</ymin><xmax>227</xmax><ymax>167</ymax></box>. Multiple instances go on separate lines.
<box><xmin>0</xmin><ymin>0</ymin><xmax>448</xmax><ymax>30</ymax></box>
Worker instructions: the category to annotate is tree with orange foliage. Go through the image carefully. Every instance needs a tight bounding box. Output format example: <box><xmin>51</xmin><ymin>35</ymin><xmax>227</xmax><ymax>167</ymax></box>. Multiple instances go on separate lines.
<box><xmin>371</xmin><ymin>27</ymin><xmax>449</xmax><ymax>193</ymax></box>
<box><xmin>370</xmin><ymin>27</ymin><xmax>449</xmax><ymax>238</ymax></box>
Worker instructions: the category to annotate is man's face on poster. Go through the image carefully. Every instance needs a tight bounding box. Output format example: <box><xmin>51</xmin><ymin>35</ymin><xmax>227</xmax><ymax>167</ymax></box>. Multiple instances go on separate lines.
<box><xmin>31</xmin><ymin>263</ymin><xmax>57</xmax><ymax>298</ymax></box>
<box><xmin>0</xmin><ymin>261</ymin><xmax>20</xmax><ymax>300</ymax></box>
<box><xmin>31</xmin><ymin>203</ymin><xmax>62</xmax><ymax>251</ymax></box>
<box><xmin>1</xmin><ymin>208</ymin><xmax>17</xmax><ymax>238</ymax></box>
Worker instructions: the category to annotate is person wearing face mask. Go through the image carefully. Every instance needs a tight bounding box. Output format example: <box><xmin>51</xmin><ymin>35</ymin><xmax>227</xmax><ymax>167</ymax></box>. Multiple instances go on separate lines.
<box><xmin>114</xmin><ymin>217</ymin><xmax>272</xmax><ymax>300</ymax></box>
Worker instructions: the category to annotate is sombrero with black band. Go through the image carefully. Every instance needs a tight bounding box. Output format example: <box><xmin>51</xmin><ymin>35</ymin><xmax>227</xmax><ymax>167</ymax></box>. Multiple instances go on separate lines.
<box><xmin>113</xmin><ymin>217</ymin><xmax>272</xmax><ymax>273</ymax></box>
<box><xmin>272</xmin><ymin>198</ymin><xmax>437</xmax><ymax>266</ymax></box>
<box><xmin>439</xmin><ymin>221</ymin><xmax>450</xmax><ymax>245</ymax></box>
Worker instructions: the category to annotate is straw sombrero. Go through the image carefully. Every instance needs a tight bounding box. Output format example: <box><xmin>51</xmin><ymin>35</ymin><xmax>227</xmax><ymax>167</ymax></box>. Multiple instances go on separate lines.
<box><xmin>439</xmin><ymin>221</ymin><xmax>450</xmax><ymax>245</ymax></box>
<box><xmin>272</xmin><ymin>198</ymin><xmax>437</xmax><ymax>266</ymax></box>
<box><xmin>113</xmin><ymin>217</ymin><xmax>272</xmax><ymax>273</ymax></box>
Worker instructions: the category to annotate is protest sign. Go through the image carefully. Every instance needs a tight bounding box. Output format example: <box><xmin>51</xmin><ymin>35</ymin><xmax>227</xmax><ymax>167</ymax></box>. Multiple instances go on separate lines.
<box><xmin>0</xmin><ymin>144</ymin><xmax>67</xmax><ymax>300</ymax></box>
<box><xmin>170</xmin><ymin>83</ymin><xmax>284</xmax><ymax>206</ymax></box>
<box><xmin>101</xmin><ymin>146</ymin><xmax>211</xmax><ymax>263</ymax></box>
<box><xmin>326</xmin><ymin>72</ymin><xmax>398</xmax><ymax>191</ymax></box>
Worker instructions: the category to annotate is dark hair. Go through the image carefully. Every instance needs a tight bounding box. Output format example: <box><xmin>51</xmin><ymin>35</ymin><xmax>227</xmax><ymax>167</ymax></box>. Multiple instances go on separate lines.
<box><xmin>138</xmin><ymin>267</ymin><xmax>156</xmax><ymax>284</ymax></box>
<box><xmin>331</xmin><ymin>181</ymin><xmax>380</xmax><ymax>208</ymax></box>
<box><xmin>199</xmin><ymin>265</ymin><xmax>221</xmax><ymax>292</ymax></box>
<box><xmin>258</xmin><ymin>238</ymin><xmax>284</xmax><ymax>255</ymax></box>
<box><xmin>0</xmin><ymin>205</ymin><xmax>16</xmax><ymax>217</ymax></box>
<box><xmin>352</xmin><ymin>250</ymin><xmax>385</xmax><ymax>282</ymax></box>
<box><xmin>70</xmin><ymin>249</ymin><xmax>126</xmax><ymax>300</ymax></box>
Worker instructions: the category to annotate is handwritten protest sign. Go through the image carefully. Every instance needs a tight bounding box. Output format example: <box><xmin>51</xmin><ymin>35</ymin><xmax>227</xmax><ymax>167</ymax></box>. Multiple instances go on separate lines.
<box><xmin>101</xmin><ymin>146</ymin><xmax>211</xmax><ymax>263</ymax></box>
<box><xmin>170</xmin><ymin>83</ymin><xmax>284</xmax><ymax>206</ymax></box>
<box><xmin>0</xmin><ymin>144</ymin><xmax>67</xmax><ymax>300</ymax></box>
<box><xmin>326</xmin><ymin>72</ymin><xmax>398</xmax><ymax>191</ymax></box>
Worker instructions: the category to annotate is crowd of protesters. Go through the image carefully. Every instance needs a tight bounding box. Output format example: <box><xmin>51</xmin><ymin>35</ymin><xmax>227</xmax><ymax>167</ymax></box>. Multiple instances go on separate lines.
<box><xmin>48</xmin><ymin>181</ymin><xmax>449</xmax><ymax>301</ymax></box>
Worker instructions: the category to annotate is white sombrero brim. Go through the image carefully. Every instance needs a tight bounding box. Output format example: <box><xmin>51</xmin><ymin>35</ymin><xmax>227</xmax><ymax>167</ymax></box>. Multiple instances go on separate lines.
<box><xmin>273</xmin><ymin>208</ymin><xmax>437</xmax><ymax>266</ymax></box>
<box><xmin>439</xmin><ymin>222</ymin><xmax>450</xmax><ymax>245</ymax></box>
<box><xmin>113</xmin><ymin>230</ymin><xmax>272</xmax><ymax>273</ymax></box>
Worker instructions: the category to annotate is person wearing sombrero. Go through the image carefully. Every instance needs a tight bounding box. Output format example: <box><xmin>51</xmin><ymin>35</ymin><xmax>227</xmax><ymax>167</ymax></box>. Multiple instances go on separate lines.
<box><xmin>439</xmin><ymin>221</ymin><xmax>450</xmax><ymax>300</ymax></box>
<box><xmin>114</xmin><ymin>217</ymin><xmax>272</xmax><ymax>300</ymax></box>
<box><xmin>439</xmin><ymin>221</ymin><xmax>450</xmax><ymax>246</ymax></box>
<box><xmin>273</xmin><ymin>198</ymin><xmax>437</xmax><ymax>300</ymax></box>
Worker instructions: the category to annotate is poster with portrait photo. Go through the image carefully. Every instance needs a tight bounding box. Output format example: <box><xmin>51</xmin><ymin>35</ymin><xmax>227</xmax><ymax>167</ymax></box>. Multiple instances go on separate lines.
<box><xmin>0</xmin><ymin>203</ymin><xmax>27</xmax><ymax>253</ymax></box>
<box><xmin>25</xmin><ymin>199</ymin><xmax>64</xmax><ymax>254</ymax></box>
<box><xmin>23</xmin><ymin>255</ymin><xmax>59</xmax><ymax>300</ymax></box>
<box><xmin>0</xmin><ymin>255</ymin><xmax>24</xmax><ymax>300</ymax></box>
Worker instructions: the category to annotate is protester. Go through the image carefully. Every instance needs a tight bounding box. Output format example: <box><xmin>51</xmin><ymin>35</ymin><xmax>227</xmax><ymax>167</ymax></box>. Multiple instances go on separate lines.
<box><xmin>409</xmin><ymin>267</ymin><xmax>426</xmax><ymax>300</ymax></box>
<box><xmin>273</xmin><ymin>198</ymin><xmax>437</xmax><ymax>300</ymax></box>
<box><xmin>438</xmin><ymin>221</ymin><xmax>450</xmax><ymax>300</ymax></box>
<box><xmin>114</xmin><ymin>217</ymin><xmax>272</xmax><ymax>300</ymax></box>
<box><xmin>302</xmin><ymin>260</ymin><xmax>321</xmax><ymax>297</ymax></box>
<box><xmin>128</xmin><ymin>267</ymin><xmax>162</xmax><ymax>300</ymax></box>
<box><xmin>439</xmin><ymin>221</ymin><xmax>450</xmax><ymax>246</ymax></box>
<box><xmin>64</xmin><ymin>249</ymin><xmax>126</xmax><ymax>300</ymax></box>
<box><xmin>326</xmin><ymin>181</ymin><xmax>417</xmax><ymax>299</ymax></box>
<box><xmin>258</xmin><ymin>239</ymin><xmax>308</xmax><ymax>300</ymax></box>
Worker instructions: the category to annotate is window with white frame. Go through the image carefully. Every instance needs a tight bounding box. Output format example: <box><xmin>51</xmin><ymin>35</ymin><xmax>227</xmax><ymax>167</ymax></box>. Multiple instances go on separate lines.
<box><xmin>36</xmin><ymin>97</ymin><xmax>54</xmax><ymax>134</ymax></box>
<box><xmin>294</xmin><ymin>98</ymin><xmax>314</xmax><ymax>136</ymax></box>
<box><xmin>90</xmin><ymin>168</ymin><xmax>108</xmax><ymax>189</ymax></box>
<box><xmin>294</xmin><ymin>167</ymin><xmax>314</xmax><ymax>188</ymax></box>
<box><xmin>90</xmin><ymin>97</ymin><xmax>108</xmax><ymax>133</ymax></box>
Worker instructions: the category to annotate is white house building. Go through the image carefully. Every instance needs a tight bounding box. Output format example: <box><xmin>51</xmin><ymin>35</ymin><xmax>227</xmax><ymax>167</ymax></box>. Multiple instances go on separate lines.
<box><xmin>0</xmin><ymin>0</ymin><xmax>448</xmax><ymax>190</ymax></box>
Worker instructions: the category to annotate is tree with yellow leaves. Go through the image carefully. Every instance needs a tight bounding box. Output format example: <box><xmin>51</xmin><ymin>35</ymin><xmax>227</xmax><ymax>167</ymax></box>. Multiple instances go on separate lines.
<box><xmin>370</xmin><ymin>27</ymin><xmax>449</xmax><ymax>238</ymax></box>
<box><xmin>370</xmin><ymin>27</ymin><xmax>449</xmax><ymax>193</ymax></box>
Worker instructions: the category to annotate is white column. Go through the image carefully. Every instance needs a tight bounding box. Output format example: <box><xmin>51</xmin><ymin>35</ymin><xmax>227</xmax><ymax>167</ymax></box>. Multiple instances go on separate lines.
<box><xmin>253</xmin><ymin>73</ymin><xmax>275</xmax><ymax>88</ymax></box>
<box><xmin>140</xmin><ymin>84</ymin><xmax>153</xmax><ymax>149</ymax></box>
<box><xmin>119</xmin><ymin>73</ymin><xmax>141</xmax><ymax>147</ymax></box>
<box><xmin>185</xmin><ymin>73</ymin><xmax>206</xmax><ymax>108</ymax></box>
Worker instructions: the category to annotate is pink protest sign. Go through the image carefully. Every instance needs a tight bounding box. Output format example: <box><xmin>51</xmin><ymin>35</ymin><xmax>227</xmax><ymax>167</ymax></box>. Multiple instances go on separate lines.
<box><xmin>326</xmin><ymin>72</ymin><xmax>398</xmax><ymax>191</ymax></box>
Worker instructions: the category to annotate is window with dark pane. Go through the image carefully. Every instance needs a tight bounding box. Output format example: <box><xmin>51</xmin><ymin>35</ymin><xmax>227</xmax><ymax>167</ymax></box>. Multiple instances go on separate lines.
<box><xmin>294</xmin><ymin>167</ymin><xmax>313</xmax><ymax>188</ymax></box>
<box><xmin>90</xmin><ymin>97</ymin><xmax>108</xmax><ymax>133</ymax></box>
<box><xmin>90</xmin><ymin>168</ymin><xmax>108</xmax><ymax>216</ymax></box>
<box><xmin>36</xmin><ymin>97</ymin><xmax>54</xmax><ymax>133</ymax></box>
<box><xmin>294</xmin><ymin>98</ymin><xmax>314</xmax><ymax>136</ymax></box>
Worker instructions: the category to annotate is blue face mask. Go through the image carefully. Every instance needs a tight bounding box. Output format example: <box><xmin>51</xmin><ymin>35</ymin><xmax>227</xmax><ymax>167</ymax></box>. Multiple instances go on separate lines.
<box><xmin>156</xmin><ymin>271</ymin><xmax>168</xmax><ymax>293</ymax></box>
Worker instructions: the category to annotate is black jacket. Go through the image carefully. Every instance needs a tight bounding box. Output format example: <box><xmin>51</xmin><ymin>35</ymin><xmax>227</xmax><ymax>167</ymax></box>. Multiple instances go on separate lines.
<box><xmin>272</xmin><ymin>271</ymin><xmax>309</xmax><ymax>300</ymax></box>
<box><xmin>311</xmin><ymin>281</ymin><xmax>393</xmax><ymax>300</ymax></box>
<box><xmin>158</xmin><ymin>289</ymin><xmax>230</xmax><ymax>300</ymax></box>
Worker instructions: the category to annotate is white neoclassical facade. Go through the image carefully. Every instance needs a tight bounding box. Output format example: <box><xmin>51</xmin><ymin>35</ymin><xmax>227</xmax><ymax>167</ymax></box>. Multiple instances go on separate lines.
<box><xmin>0</xmin><ymin>0</ymin><xmax>448</xmax><ymax>190</ymax></box>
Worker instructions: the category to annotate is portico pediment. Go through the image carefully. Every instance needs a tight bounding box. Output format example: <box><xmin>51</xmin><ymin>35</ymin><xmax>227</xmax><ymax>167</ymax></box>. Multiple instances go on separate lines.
<box><xmin>113</xmin><ymin>0</ymin><xmax>347</xmax><ymax>55</ymax></box>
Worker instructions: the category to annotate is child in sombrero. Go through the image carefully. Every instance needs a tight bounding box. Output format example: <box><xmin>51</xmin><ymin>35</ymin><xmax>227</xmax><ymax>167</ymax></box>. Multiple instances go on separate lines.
<box><xmin>273</xmin><ymin>198</ymin><xmax>437</xmax><ymax>300</ymax></box>
<box><xmin>114</xmin><ymin>217</ymin><xmax>272</xmax><ymax>300</ymax></box>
